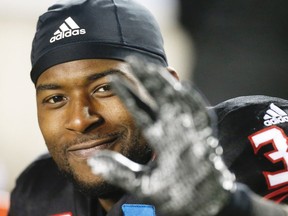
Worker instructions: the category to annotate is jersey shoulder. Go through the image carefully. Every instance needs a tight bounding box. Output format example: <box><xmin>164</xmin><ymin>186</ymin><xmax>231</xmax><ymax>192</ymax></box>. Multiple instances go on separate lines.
<box><xmin>9</xmin><ymin>153</ymin><xmax>77</xmax><ymax>215</ymax></box>
<box><xmin>13</xmin><ymin>153</ymin><xmax>65</xmax><ymax>193</ymax></box>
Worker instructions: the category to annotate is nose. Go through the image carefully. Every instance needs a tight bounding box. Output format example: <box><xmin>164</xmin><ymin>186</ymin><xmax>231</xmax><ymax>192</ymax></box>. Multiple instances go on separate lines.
<box><xmin>65</xmin><ymin>97</ymin><xmax>103</xmax><ymax>134</ymax></box>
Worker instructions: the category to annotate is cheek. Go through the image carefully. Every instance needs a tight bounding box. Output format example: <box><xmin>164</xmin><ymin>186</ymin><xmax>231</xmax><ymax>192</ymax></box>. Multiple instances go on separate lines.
<box><xmin>38</xmin><ymin>110</ymin><xmax>69</xmax><ymax>170</ymax></box>
<box><xmin>37</xmin><ymin>109</ymin><xmax>64</xmax><ymax>148</ymax></box>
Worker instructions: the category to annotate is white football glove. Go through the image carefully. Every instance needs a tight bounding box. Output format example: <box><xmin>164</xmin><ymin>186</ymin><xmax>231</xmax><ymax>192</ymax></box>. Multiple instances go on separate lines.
<box><xmin>88</xmin><ymin>57</ymin><xmax>235</xmax><ymax>216</ymax></box>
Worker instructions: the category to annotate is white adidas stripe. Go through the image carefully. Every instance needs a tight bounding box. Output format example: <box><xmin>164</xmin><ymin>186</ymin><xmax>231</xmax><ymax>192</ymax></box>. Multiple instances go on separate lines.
<box><xmin>54</xmin><ymin>17</ymin><xmax>80</xmax><ymax>35</ymax></box>
<box><xmin>59</xmin><ymin>23</ymin><xmax>70</xmax><ymax>32</ymax></box>
<box><xmin>270</xmin><ymin>103</ymin><xmax>287</xmax><ymax>116</ymax></box>
<box><xmin>264</xmin><ymin>103</ymin><xmax>287</xmax><ymax>120</ymax></box>
<box><xmin>65</xmin><ymin>17</ymin><xmax>80</xmax><ymax>29</ymax></box>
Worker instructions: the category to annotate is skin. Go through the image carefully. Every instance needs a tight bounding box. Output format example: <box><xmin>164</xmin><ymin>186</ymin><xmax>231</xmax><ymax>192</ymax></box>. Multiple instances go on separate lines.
<box><xmin>36</xmin><ymin>58</ymin><xmax>178</xmax><ymax>212</ymax></box>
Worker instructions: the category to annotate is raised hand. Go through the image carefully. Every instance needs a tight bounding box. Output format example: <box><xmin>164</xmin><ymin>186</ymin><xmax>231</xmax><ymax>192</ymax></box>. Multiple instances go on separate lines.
<box><xmin>88</xmin><ymin>57</ymin><xmax>235</xmax><ymax>216</ymax></box>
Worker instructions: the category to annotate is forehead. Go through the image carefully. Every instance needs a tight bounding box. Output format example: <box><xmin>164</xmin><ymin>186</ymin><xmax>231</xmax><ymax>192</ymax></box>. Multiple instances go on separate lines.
<box><xmin>36</xmin><ymin>59</ymin><xmax>132</xmax><ymax>86</ymax></box>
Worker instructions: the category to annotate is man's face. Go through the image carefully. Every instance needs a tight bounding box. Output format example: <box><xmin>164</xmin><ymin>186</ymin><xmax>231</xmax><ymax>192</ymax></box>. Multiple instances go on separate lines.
<box><xmin>36</xmin><ymin>59</ymin><xmax>152</xmax><ymax>197</ymax></box>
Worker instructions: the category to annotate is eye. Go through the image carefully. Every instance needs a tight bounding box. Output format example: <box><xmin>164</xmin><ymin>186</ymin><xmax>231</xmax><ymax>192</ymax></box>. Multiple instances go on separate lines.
<box><xmin>98</xmin><ymin>84</ymin><xmax>112</xmax><ymax>92</ymax></box>
<box><xmin>92</xmin><ymin>83</ymin><xmax>115</xmax><ymax>97</ymax></box>
<box><xmin>44</xmin><ymin>95</ymin><xmax>68</xmax><ymax>104</ymax></box>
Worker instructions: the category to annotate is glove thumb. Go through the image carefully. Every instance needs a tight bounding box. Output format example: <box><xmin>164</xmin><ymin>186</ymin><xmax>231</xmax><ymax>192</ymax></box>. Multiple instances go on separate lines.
<box><xmin>87</xmin><ymin>150</ymin><xmax>145</xmax><ymax>192</ymax></box>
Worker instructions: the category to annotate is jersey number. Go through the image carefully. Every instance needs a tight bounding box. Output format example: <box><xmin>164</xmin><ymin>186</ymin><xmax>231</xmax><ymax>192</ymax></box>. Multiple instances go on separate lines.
<box><xmin>249</xmin><ymin>126</ymin><xmax>288</xmax><ymax>189</ymax></box>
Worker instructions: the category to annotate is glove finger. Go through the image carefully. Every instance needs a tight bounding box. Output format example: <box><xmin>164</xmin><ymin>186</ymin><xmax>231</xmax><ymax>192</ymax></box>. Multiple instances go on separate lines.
<box><xmin>126</xmin><ymin>56</ymin><xmax>210</xmax><ymax>129</ymax></box>
<box><xmin>180</xmin><ymin>82</ymin><xmax>215</xmax><ymax>135</ymax></box>
<box><xmin>110</xmin><ymin>74</ymin><xmax>158</xmax><ymax>128</ymax></box>
<box><xmin>87</xmin><ymin>150</ymin><xmax>147</xmax><ymax>193</ymax></box>
<box><xmin>126</xmin><ymin>56</ymin><xmax>181</xmax><ymax>106</ymax></box>
<box><xmin>109</xmin><ymin>74</ymin><xmax>169</xmax><ymax>153</ymax></box>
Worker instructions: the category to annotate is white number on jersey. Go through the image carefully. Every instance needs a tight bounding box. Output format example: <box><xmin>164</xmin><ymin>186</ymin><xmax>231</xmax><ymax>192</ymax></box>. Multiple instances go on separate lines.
<box><xmin>249</xmin><ymin>126</ymin><xmax>288</xmax><ymax>189</ymax></box>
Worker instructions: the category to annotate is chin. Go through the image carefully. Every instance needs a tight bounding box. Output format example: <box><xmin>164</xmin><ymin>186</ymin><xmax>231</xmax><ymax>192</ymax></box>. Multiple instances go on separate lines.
<box><xmin>77</xmin><ymin>180</ymin><xmax>124</xmax><ymax>199</ymax></box>
<box><xmin>59</xmin><ymin>162</ymin><xmax>124</xmax><ymax>198</ymax></box>
<box><xmin>72</xmin><ymin>173</ymin><xmax>125</xmax><ymax>198</ymax></box>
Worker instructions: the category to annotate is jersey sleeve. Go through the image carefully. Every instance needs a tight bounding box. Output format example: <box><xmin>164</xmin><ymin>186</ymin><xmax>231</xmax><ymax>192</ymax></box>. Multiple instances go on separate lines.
<box><xmin>217</xmin><ymin>183</ymin><xmax>288</xmax><ymax>216</ymax></box>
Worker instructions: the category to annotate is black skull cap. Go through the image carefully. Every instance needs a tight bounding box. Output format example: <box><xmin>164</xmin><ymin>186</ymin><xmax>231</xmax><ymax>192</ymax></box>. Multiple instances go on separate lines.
<box><xmin>30</xmin><ymin>0</ymin><xmax>168</xmax><ymax>84</ymax></box>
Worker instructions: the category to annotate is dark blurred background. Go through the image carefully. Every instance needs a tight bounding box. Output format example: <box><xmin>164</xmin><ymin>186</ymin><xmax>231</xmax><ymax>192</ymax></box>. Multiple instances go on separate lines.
<box><xmin>179</xmin><ymin>0</ymin><xmax>288</xmax><ymax>105</ymax></box>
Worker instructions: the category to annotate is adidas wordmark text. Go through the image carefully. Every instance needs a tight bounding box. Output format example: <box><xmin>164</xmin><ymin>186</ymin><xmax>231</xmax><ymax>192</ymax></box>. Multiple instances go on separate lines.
<box><xmin>50</xmin><ymin>17</ymin><xmax>86</xmax><ymax>43</ymax></box>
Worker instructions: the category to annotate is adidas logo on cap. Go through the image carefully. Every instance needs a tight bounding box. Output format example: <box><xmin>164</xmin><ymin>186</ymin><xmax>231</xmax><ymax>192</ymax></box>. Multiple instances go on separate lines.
<box><xmin>263</xmin><ymin>103</ymin><xmax>288</xmax><ymax>126</ymax></box>
<box><xmin>50</xmin><ymin>17</ymin><xmax>86</xmax><ymax>43</ymax></box>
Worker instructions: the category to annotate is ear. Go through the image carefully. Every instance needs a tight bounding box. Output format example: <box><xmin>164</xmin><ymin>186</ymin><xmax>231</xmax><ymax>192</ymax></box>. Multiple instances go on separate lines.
<box><xmin>166</xmin><ymin>66</ymin><xmax>180</xmax><ymax>81</ymax></box>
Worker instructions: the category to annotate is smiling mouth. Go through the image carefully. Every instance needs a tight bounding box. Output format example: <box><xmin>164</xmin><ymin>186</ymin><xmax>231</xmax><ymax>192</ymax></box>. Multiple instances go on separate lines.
<box><xmin>67</xmin><ymin>136</ymin><xmax>120</xmax><ymax>159</ymax></box>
